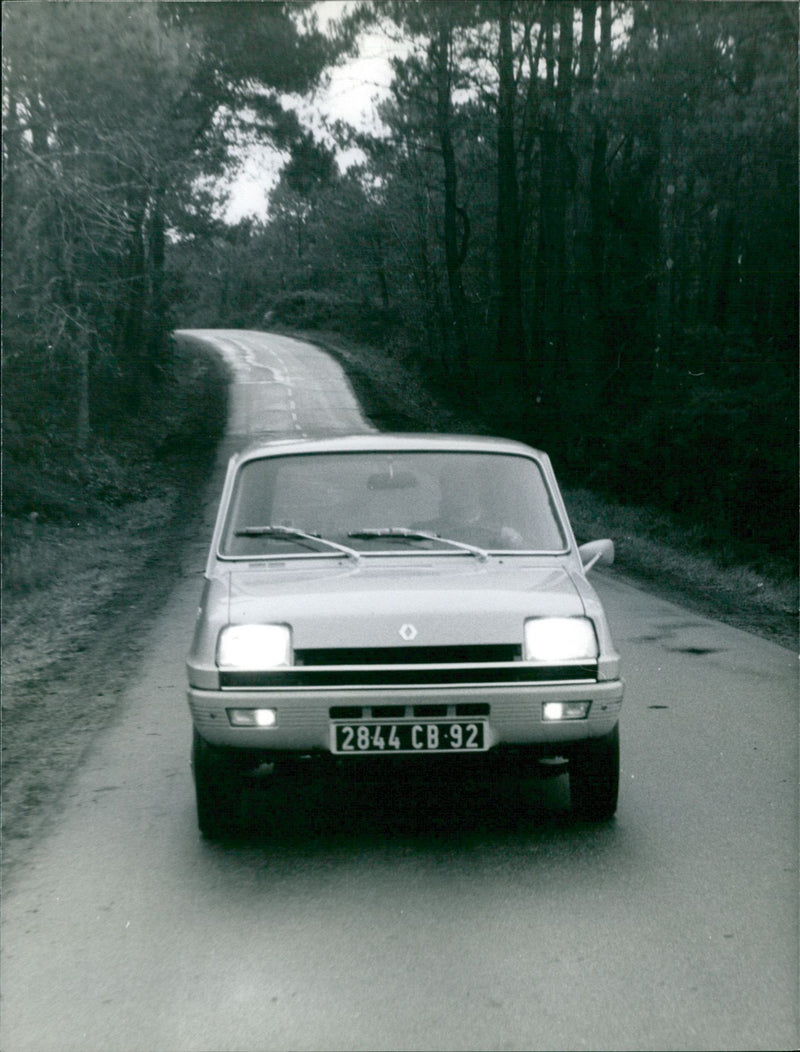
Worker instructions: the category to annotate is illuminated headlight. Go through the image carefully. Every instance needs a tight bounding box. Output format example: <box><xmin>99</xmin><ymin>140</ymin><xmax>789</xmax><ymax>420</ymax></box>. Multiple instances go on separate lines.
<box><xmin>523</xmin><ymin>617</ymin><xmax>598</xmax><ymax>662</ymax></box>
<box><xmin>227</xmin><ymin>708</ymin><xmax>277</xmax><ymax>728</ymax></box>
<box><xmin>543</xmin><ymin>701</ymin><xmax>591</xmax><ymax>721</ymax></box>
<box><xmin>217</xmin><ymin>624</ymin><xmax>292</xmax><ymax>670</ymax></box>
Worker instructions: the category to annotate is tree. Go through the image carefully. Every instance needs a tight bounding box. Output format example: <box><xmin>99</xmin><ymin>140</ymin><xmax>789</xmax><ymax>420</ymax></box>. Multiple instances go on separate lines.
<box><xmin>495</xmin><ymin>0</ymin><xmax>528</xmax><ymax>377</ymax></box>
<box><xmin>3</xmin><ymin>3</ymin><xmax>205</xmax><ymax>446</ymax></box>
<box><xmin>3</xmin><ymin>0</ymin><xmax>351</xmax><ymax>451</ymax></box>
<box><xmin>158</xmin><ymin>0</ymin><xmax>798</xmax><ymax>560</ymax></box>
<box><xmin>368</xmin><ymin>1</ymin><xmax>484</xmax><ymax>373</ymax></box>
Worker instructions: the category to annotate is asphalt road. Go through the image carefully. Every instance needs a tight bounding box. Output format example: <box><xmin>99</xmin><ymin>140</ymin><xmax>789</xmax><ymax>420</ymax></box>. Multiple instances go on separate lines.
<box><xmin>2</xmin><ymin>331</ymin><xmax>797</xmax><ymax>1052</ymax></box>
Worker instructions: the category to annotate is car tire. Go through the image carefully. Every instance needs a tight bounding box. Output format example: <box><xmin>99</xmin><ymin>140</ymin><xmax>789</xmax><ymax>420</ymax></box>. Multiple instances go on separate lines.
<box><xmin>569</xmin><ymin>724</ymin><xmax>620</xmax><ymax>821</ymax></box>
<box><xmin>192</xmin><ymin>729</ymin><xmax>244</xmax><ymax>838</ymax></box>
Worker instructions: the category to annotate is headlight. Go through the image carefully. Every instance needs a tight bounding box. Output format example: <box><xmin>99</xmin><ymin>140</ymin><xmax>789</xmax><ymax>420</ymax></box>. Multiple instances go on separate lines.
<box><xmin>217</xmin><ymin>624</ymin><xmax>292</xmax><ymax>670</ymax></box>
<box><xmin>523</xmin><ymin>617</ymin><xmax>598</xmax><ymax>662</ymax></box>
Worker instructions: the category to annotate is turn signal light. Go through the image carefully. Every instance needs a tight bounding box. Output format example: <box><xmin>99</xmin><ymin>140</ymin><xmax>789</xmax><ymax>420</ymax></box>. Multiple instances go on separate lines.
<box><xmin>542</xmin><ymin>701</ymin><xmax>590</xmax><ymax>721</ymax></box>
<box><xmin>227</xmin><ymin>708</ymin><xmax>277</xmax><ymax>728</ymax></box>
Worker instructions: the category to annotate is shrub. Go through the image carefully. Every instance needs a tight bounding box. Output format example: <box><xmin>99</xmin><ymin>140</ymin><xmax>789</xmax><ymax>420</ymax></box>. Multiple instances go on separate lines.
<box><xmin>268</xmin><ymin>291</ymin><xmax>398</xmax><ymax>346</ymax></box>
<box><xmin>601</xmin><ymin>384</ymin><xmax>797</xmax><ymax>565</ymax></box>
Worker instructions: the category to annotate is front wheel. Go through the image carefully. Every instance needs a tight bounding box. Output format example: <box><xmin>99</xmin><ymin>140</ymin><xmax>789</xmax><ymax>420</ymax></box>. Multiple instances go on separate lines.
<box><xmin>192</xmin><ymin>729</ymin><xmax>244</xmax><ymax>838</ymax></box>
<box><xmin>569</xmin><ymin>725</ymin><xmax>620</xmax><ymax>821</ymax></box>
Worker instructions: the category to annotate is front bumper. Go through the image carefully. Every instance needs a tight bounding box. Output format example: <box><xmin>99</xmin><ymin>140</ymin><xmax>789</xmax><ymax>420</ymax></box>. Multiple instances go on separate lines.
<box><xmin>188</xmin><ymin>679</ymin><xmax>624</xmax><ymax>752</ymax></box>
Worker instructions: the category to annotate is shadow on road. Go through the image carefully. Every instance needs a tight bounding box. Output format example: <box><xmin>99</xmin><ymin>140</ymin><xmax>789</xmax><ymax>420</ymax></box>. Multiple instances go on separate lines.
<box><xmin>208</xmin><ymin>765</ymin><xmax>624</xmax><ymax>850</ymax></box>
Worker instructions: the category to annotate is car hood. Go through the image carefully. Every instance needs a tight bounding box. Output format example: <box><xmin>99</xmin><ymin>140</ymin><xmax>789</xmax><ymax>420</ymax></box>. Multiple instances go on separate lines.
<box><xmin>225</xmin><ymin>559</ymin><xmax>584</xmax><ymax>649</ymax></box>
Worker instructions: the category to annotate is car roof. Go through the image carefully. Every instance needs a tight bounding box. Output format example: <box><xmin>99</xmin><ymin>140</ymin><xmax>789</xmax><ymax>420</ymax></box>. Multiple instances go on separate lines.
<box><xmin>233</xmin><ymin>432</ymin><xmax>547</xmax><ymax>465</ymax></box>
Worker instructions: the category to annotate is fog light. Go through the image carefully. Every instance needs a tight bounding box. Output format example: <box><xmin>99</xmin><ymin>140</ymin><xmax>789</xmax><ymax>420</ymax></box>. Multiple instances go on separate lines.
<box><xmin>227</xmin><ymin>708</ymin><xmax>277</xmax><ymax>728</ymax></box>
<box><xmin>543</xmin><ymin>701</ymin><xmax>591</xmax><ymax>721</ymax></box>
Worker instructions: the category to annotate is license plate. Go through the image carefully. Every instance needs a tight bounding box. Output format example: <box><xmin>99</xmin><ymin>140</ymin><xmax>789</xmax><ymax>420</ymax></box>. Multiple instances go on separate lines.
<box><xmin>332</xmin><ymin>720</ymin><xmax>487</xmax><ymax>754</ymax></box>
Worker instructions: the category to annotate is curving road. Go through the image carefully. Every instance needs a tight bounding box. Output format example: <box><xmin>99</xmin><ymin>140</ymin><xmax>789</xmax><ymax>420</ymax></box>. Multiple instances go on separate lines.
<box><xmin>177</xmin><ymin>328</ymin><xmax>374</xmax><ymax>442</ymax></box>
<box><xmin>2</xmin><ymin>331</ymin><xmax>797</xmax><ymax>1052</ymax></box>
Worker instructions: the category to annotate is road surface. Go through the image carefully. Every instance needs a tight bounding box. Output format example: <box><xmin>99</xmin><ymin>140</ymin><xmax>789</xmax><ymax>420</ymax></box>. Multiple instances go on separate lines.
<box><xmin>2</xmin><ymin>330</ymin><xmax>797</xmax><ymax>1052</ymax></box>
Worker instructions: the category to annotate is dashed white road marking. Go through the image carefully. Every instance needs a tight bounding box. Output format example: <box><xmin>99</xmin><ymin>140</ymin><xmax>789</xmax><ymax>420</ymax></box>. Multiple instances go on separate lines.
<box><xmin>175</xmin><ymin>329</ymin><xmax>374</xmax><ymax>436</ymax></box>
<box><xmin>212</xmin><ymin>334</ymin><xmax>300</xmax><ymax>429</ymax></box>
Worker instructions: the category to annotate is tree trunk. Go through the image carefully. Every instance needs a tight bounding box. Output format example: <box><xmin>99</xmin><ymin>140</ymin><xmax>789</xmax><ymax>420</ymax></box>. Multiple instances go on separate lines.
<box><xmin>555</xmin><ymin>0</ymin><xmax>574</xmax><ymax>354</ymax></box>
<box><xmin>592</xmin><ymin>0</ymin><xmax>612</xmax><ymax>333</ymax></box>
<box><xmin>568</xmin><ymin>0</ymin><xmax>599</xmax><ymax>423</ymax></box>
<box><xmin>76</xmin><ymin>336</ymin><xmax>90</xmax><ymax>450</ymax></box>
<box><xmin>518</xmin><ymin>13</ymin><xmax>545</xmax><ymax>332</ymax></box>
<box><xmin>710</xmin><ymin>203</ymin><xmax>736</xmax><ymax>329</ymax></box>
<box><xmin>149</xmin><ymin>182</ymin><xmax>167</xmax><ymax>373</ymax></box>
<box><xmin>536</xmin><ymin>2</ymin><xmax>573</xmax><ymax>417</ymax></box>
<box><xmin>372</xmin><ymin>232</ymin><xmax>391</xmax><ymax>310</ymax></box>
<box><xmin>115</xmin><ymin>199</ymin><xmax>148</xmax><ymax>412</ymax></box>
<box><xmin>434</xmin><ymin>10</ymin><xmax>470</xmax><ymax>372</ymax></box>
<box><xmin>655</xmin><ymin>112</ymin><xmax>676</xmax><ymax>388</ymax></box>
<box><xmin>495</xmin><ymin>0</ymin><xmax>528</xmax><ymax>378</ymax></box>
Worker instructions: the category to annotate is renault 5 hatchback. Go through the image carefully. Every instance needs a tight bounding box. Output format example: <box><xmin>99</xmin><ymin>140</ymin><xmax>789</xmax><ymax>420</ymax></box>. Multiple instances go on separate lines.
<box><xmin>186</xmin><ymin>433</ymin><xmax>623</xmax><ymax>836</ymax></box>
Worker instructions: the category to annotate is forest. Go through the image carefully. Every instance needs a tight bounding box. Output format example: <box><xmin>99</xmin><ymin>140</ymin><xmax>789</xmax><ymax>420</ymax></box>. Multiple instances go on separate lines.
<box><xmin>3</xmin><ymin>1</ymin><xmax>798</xmax><ymax>569</ymax></box>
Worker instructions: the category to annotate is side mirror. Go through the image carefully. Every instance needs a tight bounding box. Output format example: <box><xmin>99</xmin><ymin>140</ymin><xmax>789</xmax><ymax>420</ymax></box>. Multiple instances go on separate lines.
<box><xmin>579</xmin><ymin>539</ymin><xmax>614</xmax><ymax>573</ymax></box>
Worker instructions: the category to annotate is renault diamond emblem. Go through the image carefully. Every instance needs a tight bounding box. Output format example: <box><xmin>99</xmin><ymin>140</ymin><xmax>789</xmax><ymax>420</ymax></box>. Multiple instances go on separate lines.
<box><xmin>399</xmin><ymin>623</ymin><xmax>418</xmax><ymax>642</ymax></box>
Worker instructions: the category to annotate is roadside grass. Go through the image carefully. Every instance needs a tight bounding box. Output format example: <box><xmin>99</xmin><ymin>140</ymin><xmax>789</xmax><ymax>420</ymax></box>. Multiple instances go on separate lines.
<box><xmin>287</xmin><ymin>325</ymin><xmax>799</xmax><ymax>649</ymax></box>
<box><xmin>563</xmin><ymin>488</ymin><xmax>797</xmax><ymax>642</ymax></box>
<box><xmin>2</xmin><ymin>338</ymin><xmax>229</xmax><ymax>707</ymax></box>
<box><xmin>1</xmin><ymin>342</ymin><xmax>231</xmax><ymax>865</ymax></box>
<box><xmin>3</xmin><ymin>517</ymin><xmax>61</xmax><ymax>595</ymax></box>
<box><xmin>1</xmin><ymin>498</ymin><xmax>177</xmax><ymax>702</ymax></box>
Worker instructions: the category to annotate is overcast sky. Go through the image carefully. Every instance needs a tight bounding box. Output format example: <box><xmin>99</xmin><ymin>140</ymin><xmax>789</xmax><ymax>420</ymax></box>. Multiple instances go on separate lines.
<box><xmin>225</xmin><ymin>1</ymin><xmax>399</xmax><ymax>222</ymax></box>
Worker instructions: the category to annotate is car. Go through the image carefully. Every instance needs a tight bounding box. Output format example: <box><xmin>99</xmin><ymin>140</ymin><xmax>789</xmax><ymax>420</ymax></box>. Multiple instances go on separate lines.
<box><xmin>186</xmin><ymin>433</ymin><xmax>623</xmax><ymax>836</ymax></box>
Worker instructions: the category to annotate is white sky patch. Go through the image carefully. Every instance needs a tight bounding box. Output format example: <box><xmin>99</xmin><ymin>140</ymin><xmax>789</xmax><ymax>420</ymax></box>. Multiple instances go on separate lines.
<box><xmin>224</xmin><ymin>5</ymin><xmax>403</xmax><ymax>223</ymax></box>
<box><xmin>322</xmin><ymin>34</ymin><xmax>399</xmax><ymax>131</ymax></box>
<box><xmin>225</xmin><ymin>145</ymin><xmax>288</xmax><ymax>224</ymax></box>
<box><xmin>313</xmin><ymin>0</ymin><xmax>351</xmax><ymax>32</ymax></box>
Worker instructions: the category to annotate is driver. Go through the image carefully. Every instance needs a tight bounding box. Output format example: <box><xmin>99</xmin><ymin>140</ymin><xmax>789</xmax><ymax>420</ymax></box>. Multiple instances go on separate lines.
<box><xmin>416</xmin><ymin>464</ymin><xmax>525</xmax><ymax>548</ymax></box>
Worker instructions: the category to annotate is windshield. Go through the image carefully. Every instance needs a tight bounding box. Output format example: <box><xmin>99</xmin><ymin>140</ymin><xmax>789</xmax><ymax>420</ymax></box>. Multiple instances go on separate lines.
<box><xmin>220</xmin><ymin>451</ymin><xmax>568</xmax><ymax>558</ymax></box>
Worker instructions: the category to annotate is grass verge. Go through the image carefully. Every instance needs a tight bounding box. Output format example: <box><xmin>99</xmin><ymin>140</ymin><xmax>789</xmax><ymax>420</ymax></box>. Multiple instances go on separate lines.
<box><xmin>1</xmin><ymin>341</ymin><xmax>229</xmax><ymax>864</ymax></box>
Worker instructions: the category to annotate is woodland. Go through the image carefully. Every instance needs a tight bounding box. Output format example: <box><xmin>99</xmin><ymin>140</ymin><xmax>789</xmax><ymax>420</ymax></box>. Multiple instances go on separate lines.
<box><xmin>3</xmin><ymin>1</ymin><xmax>798</xmax><ymax>569</ymax></box>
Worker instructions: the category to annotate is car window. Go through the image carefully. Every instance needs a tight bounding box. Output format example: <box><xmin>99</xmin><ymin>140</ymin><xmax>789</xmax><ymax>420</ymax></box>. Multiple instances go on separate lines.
<box><xmin>220</xmin><ymin>452</ymin><xmax>567</xmax><ymax>557</ymax></box>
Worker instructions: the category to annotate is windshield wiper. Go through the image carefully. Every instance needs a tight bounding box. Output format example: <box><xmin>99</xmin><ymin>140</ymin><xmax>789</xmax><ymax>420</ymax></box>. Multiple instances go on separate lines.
<box><xmin>347</xmin><ymin>527</ymin><xmax>489</xmax><ymax>562</ymax></box>
<box><xmin>235</xmin><ymin>525</ymin><xmax>361</xmax><ymax>562</ymax></box>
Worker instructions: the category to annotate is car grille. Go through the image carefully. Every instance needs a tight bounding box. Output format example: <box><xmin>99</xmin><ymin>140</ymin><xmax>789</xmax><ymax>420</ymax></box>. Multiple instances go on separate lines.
<box><xmin>219</xmin><ymin>644</ymin><xmax>598</xmax><ymax>689</ymax></box>
<box><xmin>295</xmin><ymin>644</ymin><xmax>521</xmax><ymax>665</ymax></box>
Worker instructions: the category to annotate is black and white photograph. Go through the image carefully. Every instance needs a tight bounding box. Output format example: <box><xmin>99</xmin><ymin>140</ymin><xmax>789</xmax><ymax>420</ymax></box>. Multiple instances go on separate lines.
<box><xmin>2</xmin><ymin>2</ymin><xmax>797</xmax><ymax>1050</ymax></box>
